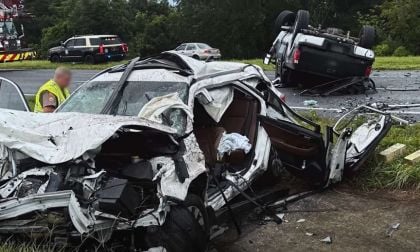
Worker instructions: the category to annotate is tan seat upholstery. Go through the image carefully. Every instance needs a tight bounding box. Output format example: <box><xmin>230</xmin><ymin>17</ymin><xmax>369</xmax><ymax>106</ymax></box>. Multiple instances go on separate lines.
<box><xmin>194</xmin><ymin>127</ymin><xmax>225</xmax><ymax>167</ymax></box>
<box><xmin>193</xmin><ymin>90</ymin><xmax>259</xmax><ymax>167</ymax></box>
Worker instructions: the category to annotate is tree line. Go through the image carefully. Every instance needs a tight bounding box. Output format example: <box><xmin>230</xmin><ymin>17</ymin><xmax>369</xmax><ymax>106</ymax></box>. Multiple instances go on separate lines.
<box><xmin>17</xmin><ymin>0</ymin><xmax>420</xmax><ymax>59</ymax></box>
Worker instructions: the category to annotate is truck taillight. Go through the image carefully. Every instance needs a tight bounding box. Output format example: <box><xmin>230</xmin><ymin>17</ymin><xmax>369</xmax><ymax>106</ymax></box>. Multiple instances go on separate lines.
<box><xmin>365</xmin><ymin>66</ymin><xmax>372</xmax><ymax>77</ymax></box>
<box><xmin>99</xmin><ymin>44</ymin><xmax>105</xmax><ymax>54</ymax></box>
<box><xmin>280</xmin><ymin>93</ymin><xmax>286</xmax><ymax>103</ymax></box>
<box><xmin>293</xmin><ymin>48</ymin><xmax>301</xmax><ymax>64</ymax></box>
<box><xmin>122</xmin><ymin>43</ymin><xmax>128</xmax><ymax>53</ymax></box>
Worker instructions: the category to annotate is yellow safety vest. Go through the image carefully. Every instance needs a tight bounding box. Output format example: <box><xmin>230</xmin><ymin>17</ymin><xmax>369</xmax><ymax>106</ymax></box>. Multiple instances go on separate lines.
<box><xmin>34</xmin><ymin>79</ymin><xmax>70</xmax><ymax>112</ymax></box>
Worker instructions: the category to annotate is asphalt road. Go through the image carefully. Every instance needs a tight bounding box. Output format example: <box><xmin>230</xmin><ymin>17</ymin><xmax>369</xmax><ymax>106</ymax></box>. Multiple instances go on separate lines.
<box><xmin>1</xmin><ymin>69</ymin><xmax>420</xmax><ymax>120</ymax></box>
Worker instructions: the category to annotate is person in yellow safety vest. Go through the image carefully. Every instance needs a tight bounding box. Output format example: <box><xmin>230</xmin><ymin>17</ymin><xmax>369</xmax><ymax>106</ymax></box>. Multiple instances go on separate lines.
<box><xmin>34</xmin><ymin>67</ymin><xmax>72</xmax><ymax>113</ymax></box>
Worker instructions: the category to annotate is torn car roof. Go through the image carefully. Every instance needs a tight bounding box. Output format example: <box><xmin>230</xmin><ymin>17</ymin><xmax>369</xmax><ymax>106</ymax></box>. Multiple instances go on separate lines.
<box><xmin>0</xmin><ymin>109</ymin><xmax>177</xmax><ymax>164</ymax></box>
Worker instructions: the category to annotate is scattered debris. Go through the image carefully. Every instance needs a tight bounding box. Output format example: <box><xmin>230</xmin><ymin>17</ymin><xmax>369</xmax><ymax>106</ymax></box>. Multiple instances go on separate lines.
<box><xmin>320</xmin><ymin>236</ymin><xmax>332</xmax><ymax>244</ymax></box>
<box><xmin>300</xmin><ymin>77</ymin><xmax>376</xmax><ymax>97</ymax></box>
<box><xmin>404</xmin><ymin>150</ymin><xmax>420</xmax><ymax>164</ymax></box>
<box><xmin>379</xmin><ymin>143</ymin><xmax>407</xmax><ymax>163</ymax></box>
<box><xmin>276</xmin><ymin>213</ymin><xmax>285</xmax><ymax>221</ymax></box>
<box><xmin>210</xmin><ymin>226</ymin><xmax>229</xmax><ymax>240</ymax></box>
<box><xmin>305</xmin><ymin>232</ymin><xmax>314</xmax><ymax>236</ymax></box>
<box><xmin>303</xmin><ymin>100</ymin><xmax>318</xmax><ymax>106</ymax></box>
<box><xmin>386</xmin><ymin>223</ymin><xmax>401</xmax><ymax>237</ymax></box>
<box><xmin>297</xmin><ymin>219</ymin><xmax>306</xmax><ymax>223</ymax></box>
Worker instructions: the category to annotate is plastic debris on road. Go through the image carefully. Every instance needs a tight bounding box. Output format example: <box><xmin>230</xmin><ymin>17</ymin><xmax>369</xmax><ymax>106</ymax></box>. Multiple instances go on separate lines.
<box><xmin>320</xmin><ymin>236</ymin><xmax>332</xmax><ymax>244</ymax></box>
<box><xmin>303</xmin><ymin>100</ymin><xmax>318</xmax><ymax>107</ymax></box>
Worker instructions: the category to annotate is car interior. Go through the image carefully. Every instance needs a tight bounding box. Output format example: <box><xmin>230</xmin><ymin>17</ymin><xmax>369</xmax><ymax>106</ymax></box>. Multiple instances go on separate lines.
<box><xmin>193</xmin><ymin>87</ymin><xmax>260</xmax><ymax>173</ymax></box>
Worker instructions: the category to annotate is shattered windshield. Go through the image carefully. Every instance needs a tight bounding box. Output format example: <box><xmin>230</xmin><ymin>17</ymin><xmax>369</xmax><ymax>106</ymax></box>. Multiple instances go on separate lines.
<box><xmin>58</xmin><ymin>81</ymin><xmax>189</xmax><ymax>132</ymax></box>
<box><xmin>1</xmin><ymin>22</ymin><xmax>17</xmax><ymax>36</ymax></box>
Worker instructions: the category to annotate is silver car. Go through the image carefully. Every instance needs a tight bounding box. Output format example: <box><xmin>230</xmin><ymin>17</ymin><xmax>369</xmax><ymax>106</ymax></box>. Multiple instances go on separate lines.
<box><xmin>173</xmin><ymin>42</ymin><xmax>221</xmax><ymax>60</ymax></box>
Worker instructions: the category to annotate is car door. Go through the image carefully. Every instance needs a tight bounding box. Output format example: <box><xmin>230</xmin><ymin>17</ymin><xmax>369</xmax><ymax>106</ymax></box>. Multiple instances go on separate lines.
<box><xmin>62</xmin><ymin>39</ymin><xmax>75</xmax><ymax>61</ymax></box>
<box><xmin>259</xmin><ymin>89</ymin><xmax>330</xmax><ymax>185</ymax></box>
<box><xmin>0</xmin><ymin>77</ymin><xmax>30</xmax><ymax>112</ymax></box>
<box><xmin>72</xmin><ymin>38</ymin><xmax>86</xmax><ymax>61</ymax></box>
<box><xmin>184</xmin><ymin>44</ymin><xmax>197</xmax><ymax>57</ymax></box>
<box><xmin>175</xmin><ymin>44</ymin><xmax>187</xmax><ymax>54</ymax></box>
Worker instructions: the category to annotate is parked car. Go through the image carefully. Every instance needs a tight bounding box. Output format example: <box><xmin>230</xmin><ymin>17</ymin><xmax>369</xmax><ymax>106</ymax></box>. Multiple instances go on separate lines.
<box><xmin>48</xmin><ymin>35</ymin><xmax>128</xmax><ymax>64</ymax></box>
<box><xmin>171</xmin><ymin>42</ymin><xmax>221</xmax><ymax>60</ymax></box>
<box><xmin>265</xmin><ymin>10</ymin><xmax>376</xmax><ymax>86</ymax></box>
<box><xmin>0</xmin><ymin>52</ymin><xmax>390</xmax><ymax>251</ymax></box>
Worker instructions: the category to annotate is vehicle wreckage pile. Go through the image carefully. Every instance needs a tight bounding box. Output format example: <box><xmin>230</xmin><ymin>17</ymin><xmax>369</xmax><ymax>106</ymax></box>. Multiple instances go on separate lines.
<box><xmin>0</xmin><ymin>53</ymin><xmax>393</xmax><ymax>251</ymax></box>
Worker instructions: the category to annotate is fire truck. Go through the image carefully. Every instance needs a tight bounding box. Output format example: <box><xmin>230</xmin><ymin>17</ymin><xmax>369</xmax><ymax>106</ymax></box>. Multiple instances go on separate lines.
<box><xmin>0</xmin><ymin>0</ymin><xmax>35</xmax><ymax>62</ymax></box>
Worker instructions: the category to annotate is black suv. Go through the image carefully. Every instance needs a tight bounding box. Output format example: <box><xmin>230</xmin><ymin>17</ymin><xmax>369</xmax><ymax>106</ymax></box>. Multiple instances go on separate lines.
<box><xmin>48</xmin><ymin>35</ymin><xmax>128</xmax><ymax>64</ymax></box>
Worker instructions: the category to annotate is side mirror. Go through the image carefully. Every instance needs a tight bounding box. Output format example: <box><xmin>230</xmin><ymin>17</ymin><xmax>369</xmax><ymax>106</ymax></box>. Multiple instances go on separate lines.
<box><xmin>263</xmin><ymin>54</ymin><xmax>272</xmax><ymax>65</ymax></box>
<box><xmin>196</xmin><ymin>89</ymin><xmax>214</xmax><ymax>105</ymax></box>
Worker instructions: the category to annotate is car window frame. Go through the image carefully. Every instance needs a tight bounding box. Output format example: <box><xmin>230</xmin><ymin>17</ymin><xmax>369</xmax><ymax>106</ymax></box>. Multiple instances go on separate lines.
<box><xmin>186</xmin><ymin>44</ymin><xmax>196</xmax><ymax>51</ymax></box>
<box><xmin>65</xmin><ymin>39</ymin><xmax>75</xmax><ymax>47</ymax></box>
<box><xmin>176</xmin><ymin>44</ymin><xmax>186</xmax><ymax>51</ymax></box>
<box><xmin>0</xmin><ymin>77</ymin><xmax>30</xmax><ymax>112</ymax></box>
<box><xmin>74</xmin><ymin>38</ymin><xmax>86</xmax><ymax>47</ymax></box>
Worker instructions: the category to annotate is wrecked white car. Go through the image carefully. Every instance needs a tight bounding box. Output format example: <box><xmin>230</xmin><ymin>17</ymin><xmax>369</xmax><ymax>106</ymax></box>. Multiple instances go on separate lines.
<box><xmin>0</xmin><ymin>52</ymin><xmax>391</xmax><ymax>251</ymax></box>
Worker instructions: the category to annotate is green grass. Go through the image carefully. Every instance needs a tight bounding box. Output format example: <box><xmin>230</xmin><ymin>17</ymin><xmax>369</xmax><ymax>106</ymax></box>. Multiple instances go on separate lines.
<box><xmin>353</xmin><ymin>124</ymin><xmax>420</xmax><ymax>190</ymax></box>
<box><xmin>2</xmin><ymin>56</ymin><xmax>420</xmax><ymax>71</ymax></box>
<box><xmin>0</xmin><ymin>60</ymin><xmax>124</xmax><ymax>70</ymax></box>
<box><xmin>373</xmin><ymin>56</ymin><xmax>420</xmax><ymax>70</ymax></box>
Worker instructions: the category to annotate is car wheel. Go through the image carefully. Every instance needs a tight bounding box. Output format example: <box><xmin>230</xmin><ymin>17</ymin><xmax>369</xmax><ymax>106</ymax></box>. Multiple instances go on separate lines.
<box><xmin>84</xmin><ymin>54</ymin><xmax>95</xmax><ymax>64</ymax></box>
<box><xmin>292</xmin><ymin>10</ymin><xmax>310</xmax><ymax>40</ymax></box>
<box><xmin>275</xmin><ymin>10</ymin><xmax>296</xmax><ymax>34</ymax></box>
<box><xmin>153</xmin><ymin>194</ymin><xmax>209</xmax><ymax>252</ymax></box>
<box><xmin>359</xmin><ymin>25</ymin><xmax>375</xmax><ymax>49</ymax></box>
<box><xmin>192</xmin><ymin>55</ymin><xmax>200</xmax><ymax>60</ymax></box>
<box><xmin>50</xmin><ymin>54</ymin><xmax>60</xmax><ymax>63</ymax></box>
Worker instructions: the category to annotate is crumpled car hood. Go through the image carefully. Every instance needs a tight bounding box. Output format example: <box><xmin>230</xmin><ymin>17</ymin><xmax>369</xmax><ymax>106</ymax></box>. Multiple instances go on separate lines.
<box><xmin>0</xmin><ymin>109</ymin><xmax>177</xmax><ymax>164</ymax></box>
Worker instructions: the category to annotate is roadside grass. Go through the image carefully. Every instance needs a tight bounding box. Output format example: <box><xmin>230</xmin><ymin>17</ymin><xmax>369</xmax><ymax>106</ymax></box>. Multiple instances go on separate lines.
<box><xmin>4</xmin><ymin>56</ymin><xmax>420</xmax><ymax>71</ymax></box>
<box><xmin>0</xmin><ymin>60</ymin><xmax>124</xmax><ymax>70</ymax></box>
<box><xmin>300</xmin><ymin>111</ymin><xmax>420</xmax><ymax>190</ymax></box>
<box><xmin>353</xmin><ymin>124</ymin><xmax>420</xmax><ymax>190</ymax></box>
<box><xmin>374</xmin><ymin>56</ymin><xmax>420</xmax><ymax>70</ymax></box>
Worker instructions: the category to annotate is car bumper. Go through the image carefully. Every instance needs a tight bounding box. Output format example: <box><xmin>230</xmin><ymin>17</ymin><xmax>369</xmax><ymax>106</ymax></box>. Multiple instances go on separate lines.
<box><xmin>95</xmin><ymin>53</ymin><xmax>126</xmax><ymax>62</ymax></box>
<box><xmin>199</xmin><ymin>53</ymin><xmax>222</xmax><ymax>60</ymax></box>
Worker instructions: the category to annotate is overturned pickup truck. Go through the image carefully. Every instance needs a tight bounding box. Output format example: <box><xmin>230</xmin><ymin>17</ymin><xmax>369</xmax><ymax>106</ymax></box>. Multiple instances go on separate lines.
<box><xmin>0</xmin><ymin>52</ymin><xmax>391</xmax><ymax>251</ymax></box>
<box><xmin>265</xmin><ymin>10</ymin><xmax>375</xmax><ymax>87</ymax></box>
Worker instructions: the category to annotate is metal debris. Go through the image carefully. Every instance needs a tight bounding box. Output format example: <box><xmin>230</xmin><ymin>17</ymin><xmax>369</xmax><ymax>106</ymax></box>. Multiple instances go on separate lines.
<box><xmin>296</xmin><ymin>219</ymin><xmax>306</xmax><ymax>223</ymax></box>
<box><xmin>386</xmin><ymin>222</ymin><xmax>401</xmax><ymax>237</ymax></box>
<box><xmin>320</xmin><ymin>236</ymin><xmax>332</xmax><ymax>244</ymax></box>
<box><xmin>305</xmin><ymin>232</ymin><xmax>314</xmax><ymax>236</ymax></box>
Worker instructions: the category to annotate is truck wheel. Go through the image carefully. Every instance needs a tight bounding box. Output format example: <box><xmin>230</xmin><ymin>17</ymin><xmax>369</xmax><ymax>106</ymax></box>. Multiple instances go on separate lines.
<box><xmin>151</xmin><ymin>194</ymin><xmax>209</xmax><ymax>252</ymax></box>
<box><xmin>293</xmin><ymin>10</ymin><xmax>310</xmax><ymax>32</ymax></box>
<box><xmin>292</xmin><ymin>10</ymin><xmax>310</xmax><ymax>39</ymax></box>
<box><xmin>50</xmin><ymin>54</ymin><xmax>60</xmax><ymax>63</ymax></box>
<box><xmin>359</xmin><ymin>25</ymin><xmax>375</xmax><ymax>49</ymax></box>
<box><xmin>84</xmin><ymin>54</ymin><xmax>95</xmax><ymax>64</ymax></box>
<box><xmin>275</xmin><ymin>10</ymin><xmax>296</xmax><ymax>34</ymax></box>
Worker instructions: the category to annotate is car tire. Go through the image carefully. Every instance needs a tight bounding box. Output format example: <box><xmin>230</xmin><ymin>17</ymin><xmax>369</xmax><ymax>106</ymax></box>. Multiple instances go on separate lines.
<box><xmin>84</xmin><ymin>54</ymin><xmax>95</xmax><ymax>64</ymax></box>
<box><xmin>275</xmin><ymin>10</ymin><xmax>296</xmax><ymax>34</ymax></box>
<box><xmin>359</xmin><ymin>25</ymin><xmax>375</xmax><ymax>49</ymax></box>
<box><xmin>50</xmin><ymin>54</ymin><xmax>60</xmax><ymax>63</ymax></box>
<box><xmin>152</xmin><ymin>194</ymin><xmax>209</xmax><ymax>252</ymax></box>
<box><xmin>292</xmin><ymin>10</ymin><xmax>310</xmax><ymax>39</ymax></box>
